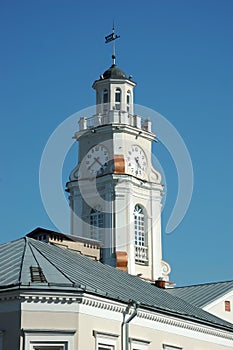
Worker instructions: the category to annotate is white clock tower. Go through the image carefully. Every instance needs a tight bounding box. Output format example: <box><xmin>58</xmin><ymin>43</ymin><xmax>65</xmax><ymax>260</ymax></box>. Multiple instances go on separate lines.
<box><xmin>66</xmin><ymin>58</ymin><xmax>170</xmax><ymax>282</ymax></box>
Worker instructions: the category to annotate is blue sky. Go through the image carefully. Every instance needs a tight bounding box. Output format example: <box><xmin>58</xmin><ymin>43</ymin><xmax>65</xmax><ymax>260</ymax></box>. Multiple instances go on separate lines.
<box><xmin>0</xmin><ymin>0</ymin><xmax>232</xmax><ymax>286</ymax></box>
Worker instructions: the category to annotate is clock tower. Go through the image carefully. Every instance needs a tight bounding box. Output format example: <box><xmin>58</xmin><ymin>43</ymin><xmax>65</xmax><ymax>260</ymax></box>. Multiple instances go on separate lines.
<box><xmin>66</xmin><ymin>61</ymin><xmax>170</xmax><ymax>281</ymax></box>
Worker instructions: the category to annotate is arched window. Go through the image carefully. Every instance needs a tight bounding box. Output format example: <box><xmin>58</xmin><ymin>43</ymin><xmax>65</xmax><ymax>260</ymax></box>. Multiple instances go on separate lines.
<box><xmin>90</xmin><ymin>207</ymin><xmax>103</xmax><ymax>241</ymax></box>
<box><xmin>103</xmin><ymin>89</ymin><xmax>108</xmax><ymax>103</ymax></box>
<box><xmin>127</xmin><ymin>90</ymin><xmax>131</xmax><ymax>112</ymax></box>
<box><xmin>115</xmin><ymin>88</ymin><xmax>121</xmax><ymax>110</ymax></box>
<box><xmin>134</xmin><ymin>205</ymin><xmax>148</xmax><ymax>264</ymax></box>
<box><xmin>103</xmin><ymin>89</ymin><xmax>108</xmax><ymax>113</ymax></box>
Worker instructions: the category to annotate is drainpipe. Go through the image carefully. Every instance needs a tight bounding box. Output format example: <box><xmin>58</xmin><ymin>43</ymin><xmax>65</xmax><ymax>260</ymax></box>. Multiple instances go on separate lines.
<box><xmin>121</xmin><ymin>300</ymin><xmax>140</xmax><ymax>350</ymax></box>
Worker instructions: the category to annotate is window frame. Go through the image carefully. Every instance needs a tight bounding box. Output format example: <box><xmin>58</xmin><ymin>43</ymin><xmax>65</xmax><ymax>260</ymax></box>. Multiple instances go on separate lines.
<box><xmin>22</xmin><ymin>330</ymin><xmax>75</xmax><ymax>350</ymax></box>
<box><xmin>90</xmin><ymin>207</ymin><xmax>104</xmax><ymax>241</ymax></box>
<box><xmin>129</xmin><ymin>337</ymin><xmax>150</xmax><ymax>350</ymax></box>
<box><xmin>162</xmin><ymin>345</ymin><xmax>183</xmax><ymax>350</ymax></box>
<box><xmin>93</xmin><ymin>331</ymin><xmax>119</xmax><ymax>350</ymax></box>
<box><xmin>115</xmin><ymin>88</ymin><xmax>121</xmax><ymax>110</ymax></box>
<box><xmin>126</xmin><ymin>90</ymin><xmax>131</xmax><ymax>112</ymax></box>
<box><xmin>103</xmin><ymin>89</ymin><xmax>109</xmax><ymax>113</ymax></box>
<box><xmin>134</xmin><ymin>204</ymin><xmax>148</xmax><ymax>264</ymax></box>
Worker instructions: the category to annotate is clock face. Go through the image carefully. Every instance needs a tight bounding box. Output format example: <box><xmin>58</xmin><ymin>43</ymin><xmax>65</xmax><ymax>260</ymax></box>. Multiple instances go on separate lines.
<box><xmin>85</xmin><ymin>145</ymin><xmax>110</xmax><ymax>175</ymax></box>
<box><xmin>126</xmin><ymin>145</ymin><xmax>147</xmax><ymax>177</ymax></box>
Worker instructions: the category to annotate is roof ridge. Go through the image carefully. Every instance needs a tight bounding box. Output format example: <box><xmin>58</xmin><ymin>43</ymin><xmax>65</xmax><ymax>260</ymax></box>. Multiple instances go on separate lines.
<box><xmin>28</xmin><ymin>238</ymin><xmax>76</xmax><ymax>287</ymax></box>
<box><xmin>175</xmin><ymin>280</ymin><xmax>233</xmax><ymax>289</ymax></box>
<box><xmin>18</xmin><ymin>237</ymin><xmax>27</xmax><ymax>285</ymax></box>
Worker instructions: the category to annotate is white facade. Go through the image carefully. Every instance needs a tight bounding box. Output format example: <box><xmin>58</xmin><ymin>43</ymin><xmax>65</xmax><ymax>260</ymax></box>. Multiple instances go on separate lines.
<box><xmin>203</xmin><ymin>290</ymin><xmax>233</xmax><ymax>324</ymax></box>
<box><xmin>1</xmin><ymin>291</ymin><xmax>233</xmax><ymax>350</ymax></box>
<box><xmin>67</xmin><ymin>65</ymin><xmax>170</xmax><ymax>281</ymax></box>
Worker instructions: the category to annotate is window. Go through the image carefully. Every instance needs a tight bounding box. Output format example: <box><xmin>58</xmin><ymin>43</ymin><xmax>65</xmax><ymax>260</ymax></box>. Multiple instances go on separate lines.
<box><xmin>129</xmin><ymin>338</ymin><xmax>150</xmax><ymax>350</ymax></box>
<box><xmin>90</xmin><ymin>207</ymin><xmax>103</xmax><ymax>241</ymax></box>
<box><xmin>134</xmin><ymin>205</ymin><xmax>148</xmax><ymax>264</ymax></box>
<box><xmin>22</xmin><ymin>330</ymin><xmax>75</xmax><ymax>350</ymax></box>
<box><xmin>115</xmin><ymin>88</ymin><xmax>121</xmax><ymax>110</ymax></box>
<box><xmin>163</xmin><ymin>345</ymin><xmax>182</xmax><ymax>350</ymax></box>
<box><xmin>93</xmin><ymin>331</ymin><xmax>119</xmax><ymax>350</ymax></box>
<box><xmin>127</xmin><ymin>90</ymin><xmax>131</xmax><ymax>112</ymax></box>
<box><xmin>225</xmin><ymin>300</ymin><xmax>231</xmax><ymax>312</ymax></box>
<box><xmin>0</xmin><ymin>331</ymin><xmax>3</xmax><ymax>350</ymax></box>
<box><xmin>34</xmin><ymin>347</ymin><xmax>63</xmax><ymax>350</ymax></box>
<box><xmin>103</xmin><ymin>89</ymin><xmax>108</xmax><ymax>113</ymax></box>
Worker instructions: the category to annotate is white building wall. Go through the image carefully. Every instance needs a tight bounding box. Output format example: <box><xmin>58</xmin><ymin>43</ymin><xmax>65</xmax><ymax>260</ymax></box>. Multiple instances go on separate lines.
<box><xmin>13</xmin><ymin>292</ymin><xmax>233</xmax><ymax>350</ymax></box>
<box><xmin>204</xmin><ymin>291</ymin><xmax>233</xmax><ymax>324</ymax></box>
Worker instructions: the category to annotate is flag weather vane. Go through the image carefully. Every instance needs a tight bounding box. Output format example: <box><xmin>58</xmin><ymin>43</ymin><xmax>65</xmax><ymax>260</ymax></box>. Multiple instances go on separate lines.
<box><xmin>105</xmin><ymin>23</ymin><xmax>120</xmax><ymax>65</ymax></box>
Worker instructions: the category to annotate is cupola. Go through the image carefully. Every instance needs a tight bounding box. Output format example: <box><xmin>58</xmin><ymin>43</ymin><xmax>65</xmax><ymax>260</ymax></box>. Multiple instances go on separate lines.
<box><xmin>92</xmin><ymin>62</ymin><xmax>136</xmax><ymax>116</ymax></box>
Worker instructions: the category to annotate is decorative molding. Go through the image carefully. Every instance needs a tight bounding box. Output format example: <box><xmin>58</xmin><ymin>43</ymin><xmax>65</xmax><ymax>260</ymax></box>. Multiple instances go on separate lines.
<box><xmin>93</xmin><ymin>330</ymin><xmax>119</xmax><ymax>339</ymax></box>
<box><xmin>161</xmin><ymin>260</ymin><xmax>171</xmax><ymax>277</ymax></box>
<box><xmin>22</xmin><ymin>329</ymin><xmax>76</xmax><ymax>335</ymax></box>
<box><xmin>163</xmin><ymin>345</ymin><xmax>182</xmax><ymax>350</ymax></box>
<box><xmin>129</xmin><ymin>337</ymin><xmax>150</xmax><ymax>345</ymax></box>
<box><xmin>81</xmin><ymin>295</ymin><xmax>233</xmax><ymax>342</ymax></box>
<box><xmin>137</xmin><ymin>310</ymin><xmax>233</xmax><ymax>341</ymax></box>
<box><xmin>1</xmin><ymin>291</ymin><xmax>233</xmax><ymax>342</ymax></box>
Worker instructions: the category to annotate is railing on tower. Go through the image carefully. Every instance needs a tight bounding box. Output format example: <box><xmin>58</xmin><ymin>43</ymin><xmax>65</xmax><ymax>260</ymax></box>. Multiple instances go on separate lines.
<box><xmin>78</xmin><ymin>111</ymin><xmax>152</xmax><ymax>132</ymax></box>
<box><xmin>135</xmin><ymin>245</ymin><xmax>148</xmax><ymax>264</ymax></box>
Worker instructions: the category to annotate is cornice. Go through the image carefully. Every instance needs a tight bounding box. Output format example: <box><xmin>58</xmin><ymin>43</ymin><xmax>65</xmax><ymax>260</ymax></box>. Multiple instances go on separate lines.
<box><xmin>79</xmin><ymin>294</ymin><xmax>233</xmax><ymax>341</ymax></box>
<box><xmin>136</xmin><ymin>310</ymin><xmax>233</xmax><ymax>341</ymax></box>
<box><xmin>0</xmin><ymin>291</ymin><xmax>233</xmax><ymax>341</ymax></box>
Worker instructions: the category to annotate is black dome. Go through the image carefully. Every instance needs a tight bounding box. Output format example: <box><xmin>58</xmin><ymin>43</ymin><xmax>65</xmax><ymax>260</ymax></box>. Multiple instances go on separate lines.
<box><xmin>102</xmin><ymin>64</ymin><xmax>127</xmax><ymax>79</ymax></box>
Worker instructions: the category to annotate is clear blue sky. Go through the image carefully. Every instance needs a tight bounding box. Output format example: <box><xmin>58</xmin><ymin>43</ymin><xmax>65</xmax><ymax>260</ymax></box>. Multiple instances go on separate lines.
<box><xmin>0</xmin><ymin>0</ymin><xmax>232</xmax><ymax>286</ymax></box>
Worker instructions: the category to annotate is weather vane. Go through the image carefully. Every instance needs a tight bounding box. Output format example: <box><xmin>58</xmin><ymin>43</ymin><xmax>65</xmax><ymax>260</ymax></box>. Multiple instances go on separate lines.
<box><xmin>105</xmin><ymin>22</ymin><xmax>120</xmax><ymax>65</ymax></box>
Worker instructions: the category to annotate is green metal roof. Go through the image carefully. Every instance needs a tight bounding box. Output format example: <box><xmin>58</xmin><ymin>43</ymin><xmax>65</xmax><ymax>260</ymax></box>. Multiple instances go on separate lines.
<box><xmin>0</xmin><ymin>235</ymin><xmax>233</xmax><ymax>333</ymax></box>
<box><xmin>167</xmin><ymin>281</ymin><xmax>233</xmax><ymax>307</ymax></box>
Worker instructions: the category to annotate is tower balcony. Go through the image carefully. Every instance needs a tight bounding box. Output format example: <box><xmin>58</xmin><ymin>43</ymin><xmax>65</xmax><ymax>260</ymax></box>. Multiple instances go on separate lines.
<box><xmin>78</xmin><ymin>110</ymin><xmax>152</xmax><ymax>133</ymax></box>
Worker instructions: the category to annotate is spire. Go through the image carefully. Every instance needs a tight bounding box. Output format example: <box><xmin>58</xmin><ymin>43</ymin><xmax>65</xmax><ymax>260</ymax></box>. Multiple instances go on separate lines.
<box><xmin>105</xmin><ymin>22</ymin><xmax>120</xmax><ymax>65</ymax></box>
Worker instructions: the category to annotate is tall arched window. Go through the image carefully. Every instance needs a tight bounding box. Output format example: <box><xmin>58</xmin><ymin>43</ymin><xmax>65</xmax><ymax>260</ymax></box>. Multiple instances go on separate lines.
<box><xmin>90</xmin><ymin>207</ymin><xmax>103</xmax><ymax>241</ymax></box>
<box><xmin>134</xmin><ymin>205</ymin><xmax>148</xmax><ymax>264</ymax></box>
<box><xmin>115</xmin><ymin>88</ymin><xmax>121</xmax><ymax>110</ymax></box>
<box><xmin>103</xmin><ymin>89</ymin><xmax>108</xmax><ymax>113</ymax></box>
<box><xmin>127</xmin><ymin>90</ymin><xmax>131</xmax><ymax>112</ymax></box>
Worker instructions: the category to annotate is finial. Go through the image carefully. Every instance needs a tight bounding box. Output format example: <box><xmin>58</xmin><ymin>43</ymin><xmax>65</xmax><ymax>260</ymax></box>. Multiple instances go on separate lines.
<box><xmin>105</xmin><ymin>23</ymin><xmax>120</xmax><ymax>65</ymax></box>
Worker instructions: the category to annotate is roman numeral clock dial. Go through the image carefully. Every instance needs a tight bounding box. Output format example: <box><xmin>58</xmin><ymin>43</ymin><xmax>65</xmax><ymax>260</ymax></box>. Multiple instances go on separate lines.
<box><xmin>85</xmin><ymin>145</ymin><xmax>110</xmax><ymax>176</ymax></box>
<box><xmin>126</xmin><ymin>145</ymin><xmax>147</xmax><ymax>178</ymax></box>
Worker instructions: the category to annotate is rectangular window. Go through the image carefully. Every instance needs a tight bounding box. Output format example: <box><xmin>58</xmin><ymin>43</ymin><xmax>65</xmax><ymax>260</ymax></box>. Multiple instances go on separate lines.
<box><xmin>163</xmin><ymin>345</ymin><xmax>182</xmax><ymax>350</ymax></box>
<box><xmin>225</xmin><ymin>300</ymin><xmax>231</xmax><ymax>312</ymax></box>
<box><xmin>22</xmin><ymin>330</ymin><xmax>75</xmax><ymax>350</ymax></box>
<box><xmin>129</xmin><ymin>338</ymin><xmax>150</xmax><ymax>350</ymax></box>
<box><xmin>93</xmin><ymin>331</ymin><xmax>119</xmax><ymax>350</ymax></box>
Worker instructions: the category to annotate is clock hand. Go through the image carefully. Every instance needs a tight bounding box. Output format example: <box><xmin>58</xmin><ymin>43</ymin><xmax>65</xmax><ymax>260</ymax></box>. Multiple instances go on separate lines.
<box><xmin>88</xmin><ymin>158</ymin><xmax>98</xmax><ymax>170</ymax></box>
<box><xmin>135</xmin><ymin>157</ymin><xmax>142</xmax><ymax>169</ymax></box>
<box><xmin>94</xmin><ymin>157</ymin><xmax>103</xmax><ymax>166</ymax></box>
